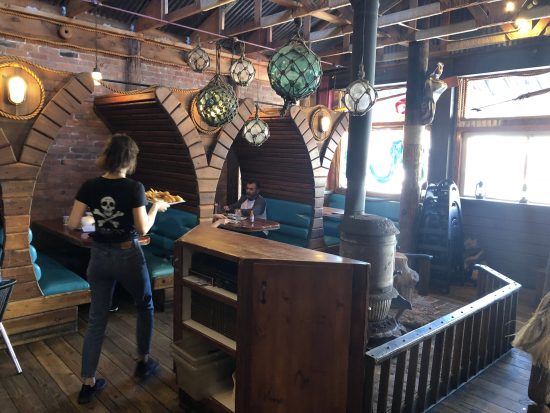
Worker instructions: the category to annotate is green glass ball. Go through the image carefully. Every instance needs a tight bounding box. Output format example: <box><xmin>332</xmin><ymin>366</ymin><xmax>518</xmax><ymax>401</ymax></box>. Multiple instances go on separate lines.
<box><xmin>197</xmin><ymin>77</ymin><xmax>238</xmax><ymax>127</ymax></box>
<box><xmin>268</xmin><ymin>39</ymin><xmax>322</xmax><ymax>108</ymax></box>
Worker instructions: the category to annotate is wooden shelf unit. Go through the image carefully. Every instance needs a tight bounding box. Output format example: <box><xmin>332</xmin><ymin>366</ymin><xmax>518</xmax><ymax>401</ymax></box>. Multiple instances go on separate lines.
<box><xmin>174</xmin><ymin>224</ymin><xmax>370</xmax><ymax>413</ymax></box>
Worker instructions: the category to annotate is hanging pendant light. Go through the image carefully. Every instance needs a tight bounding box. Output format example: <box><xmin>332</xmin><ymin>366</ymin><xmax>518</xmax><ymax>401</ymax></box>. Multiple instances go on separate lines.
<box><xmin>187</xmin><ymin>38</ymin><xmax>210</xmax><ymax>73</ymax></box>
<box><xmin>197</xmin><ymin>43</ymin><xmax>238</xmax><ymax>127</ymax></box>
<box><xmin>91</xmin><ymin>5</ymin><xmax>102</xmax><ymax>86</ymax></box>
<box><xmin>342</xmin><ymin>63</ymin><xmax>377</xmax><ymax>116</ymax></box>
<box><xmin>268</xmin><ymin>19</ymin><xmax>322</xmax><ymax>112</ymax></box>
<box><xmin>342</xmin><ymin>5</ymin><xmax>377</xmax><ymax>116</ymax></box>
<box><xmin>243</xmin><ymin>104</ymin><xmax>270</xmax><ymax>146</ymax></box>
<box><xmin>230</xmin><ymin>44</ymin><xmax>256</xmax><ymax>87</ymax></box>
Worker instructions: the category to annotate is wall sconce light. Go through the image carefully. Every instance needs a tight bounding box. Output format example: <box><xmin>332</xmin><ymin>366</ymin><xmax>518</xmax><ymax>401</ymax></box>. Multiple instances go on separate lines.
<box><xmin>320</xmin><ymin>115</ymin><xmax>331</xmax><ymax>132</ymax></box>
<box><xmin>504</xmin><ymin>1</ymin><xmax>515</xmax><ymax>12</ymax></box>
<box><xmin>0</xmin><ymin>61</ymin><xmax>45</xmax><ymax>120</ymax></box>
<box><xmin>310</xmin><ymin>106</ymin><xmax>332</xmax><ymax>141</ymax></box>
<box><xmin>7</xmin><ymin>76</ymin><xmax>27</xmax><ymax>105</ymax></box>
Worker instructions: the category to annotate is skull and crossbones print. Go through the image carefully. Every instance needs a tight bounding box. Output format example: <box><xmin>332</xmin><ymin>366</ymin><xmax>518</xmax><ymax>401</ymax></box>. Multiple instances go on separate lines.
<box><xmin>94</xmin><ymin>196</ymin><xmax>125</xmax><ymax>228</ymax></box>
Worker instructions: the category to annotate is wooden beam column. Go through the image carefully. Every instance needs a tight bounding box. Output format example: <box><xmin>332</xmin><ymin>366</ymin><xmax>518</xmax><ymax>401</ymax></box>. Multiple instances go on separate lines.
<box><xmin>344</xmin><ymin>0</ymin><xmax>380</xmax><ymax>216</ymax></box>
<box><xmin>399</xmin><ymin>41</ymin><xmax>429</xmax><ymax>252</ymax></box>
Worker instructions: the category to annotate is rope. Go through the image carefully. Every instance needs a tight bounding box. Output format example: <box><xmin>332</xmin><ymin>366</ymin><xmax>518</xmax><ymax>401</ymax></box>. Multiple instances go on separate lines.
<box><xmin>0</xmin><ymin>8</ymin><xmax>257</xmax><ymax>74</ymax></box>
<box><xmin>0</xmin><ymin>61</ymin><xmax>46</xmax><ymax>120</ymax></box>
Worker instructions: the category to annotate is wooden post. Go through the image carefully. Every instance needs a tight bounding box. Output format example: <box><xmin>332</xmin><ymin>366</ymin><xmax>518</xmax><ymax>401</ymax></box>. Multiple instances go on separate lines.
<box><xmin>399</xmin><ymin>41</ymin><xmax>429</xmax><ymax>252</ymax></box>
<box><xmin>344</xmin><ymin>0</ymin><xmax>380</xmax><ymax>216</ymax></box>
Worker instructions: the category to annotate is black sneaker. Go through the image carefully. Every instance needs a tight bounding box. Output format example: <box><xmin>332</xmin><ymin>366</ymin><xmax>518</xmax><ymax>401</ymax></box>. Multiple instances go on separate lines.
<box><xmin>134</xmin><ymin>358</ymin><xmax>159</xmax><ymax>381</ymax></box>
<box><xmin>78</xmin><ymin>378</ymin><xmax>106</xmax><ymax>404</ymax></box>
<box><xmin>108</xmin><ymin>304</ymin><xmax>119</xmax><ymax>313</ymax></box>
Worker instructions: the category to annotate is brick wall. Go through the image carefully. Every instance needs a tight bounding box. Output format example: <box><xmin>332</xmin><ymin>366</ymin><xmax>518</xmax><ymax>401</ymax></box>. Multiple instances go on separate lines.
<box><xmin>0</xmin><ymin>36</ymin><xmax>283</xmax><ymax>221</ymax></box>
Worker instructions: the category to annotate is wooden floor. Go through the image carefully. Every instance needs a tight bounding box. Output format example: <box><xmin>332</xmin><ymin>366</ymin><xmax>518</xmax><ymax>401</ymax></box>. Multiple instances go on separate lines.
<box><xmin>427</xmin><ymin>349</ymin><xmax>533</xmax><ymax>413</ymax></box>
<box><xmin>0</xmin><ymin>302</ymin><xmax>180</xmax><ymax>412</ymax></box>
<box><xmin>0</xmin><ymin>285</ymin><xmax>539</xmax><ymax>413</ymax></box>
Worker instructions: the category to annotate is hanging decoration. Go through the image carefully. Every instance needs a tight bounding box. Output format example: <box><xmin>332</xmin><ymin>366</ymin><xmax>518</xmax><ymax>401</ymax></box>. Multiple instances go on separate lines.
<box><xmin>342</xmin><ymin>63</ymin><xmax>377</xmax><ymax>116</ymax></box>
<box><xmin>186</xmin><ymin>38</ymin><xmax>210</xmax><ymax>73</ymax></box>
<box><xmin>92</xmin><ymin>5</ymin><xmax>102</xmax><ymax>86</ymax></box>
<box><xmin>342</xmin><ymin>5</ymin><xmax>377</xmax><ymax>116</ymax></box>
<box><xmin>243</xmin><ymin>104</ymin><xmax>270</xmax><ymax>146</ymax></box>
<box><xmin>197</xmin><ymin>43</ymin><xmax>238</xmax><ymax>127</ymax></box>
<box><xmin>268</xmin><ymin>19</ymin><xmax>322</xmax><ymax>112</ymax></box>
<box><xmin>230</xmin><ymin>43</ymin><xmax>256</xmax><ymax>87</ymax></box>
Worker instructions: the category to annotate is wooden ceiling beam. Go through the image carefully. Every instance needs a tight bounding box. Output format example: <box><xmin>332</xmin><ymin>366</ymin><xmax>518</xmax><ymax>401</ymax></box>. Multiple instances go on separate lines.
<box><xmin>224</xmin><ymin>0</ymin><xmax>349</xmax><ymax>36</ymax></box>
<box><xmin>310</xmin><ymin>10</ymin><xmax>351</xmax><ymax>26</ymax></box>
<box><xmin>269</xmin><ymin>0</ymin><xmax>302</xmax><ymax>7</ymax></box>
<box><xmin>136</xmin><ymin>0</ymin><xmax>237</xmax><ymax>32</ymax></box>
<box><xmin>66</xmin><ymin>0</ymin><xmax>92</xmax><ymax>18</ymax></box>
<box><xmin>227</xmin><ymin>0</ymin><xmax>502</xmax><ymax>38</ymax></box>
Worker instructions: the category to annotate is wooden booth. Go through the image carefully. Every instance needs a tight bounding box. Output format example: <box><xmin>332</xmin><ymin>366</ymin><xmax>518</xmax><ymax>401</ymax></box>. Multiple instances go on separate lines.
<box><xmin>232</xmin><ymin>106</ymin><xmax>348</xmax><ymax>250</ymax></box>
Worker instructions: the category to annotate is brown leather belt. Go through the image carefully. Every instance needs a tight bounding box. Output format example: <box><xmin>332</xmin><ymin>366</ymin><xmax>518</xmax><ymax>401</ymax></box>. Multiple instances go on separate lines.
<box><xmin>115</xmin><ymin>240</ymin><xmax>134</xmax><ymax>249</ymax></box>
<box><xmin>98</xmin><ymin>240</ymin><xmax>134</xmax><ymax>249</ymax></box>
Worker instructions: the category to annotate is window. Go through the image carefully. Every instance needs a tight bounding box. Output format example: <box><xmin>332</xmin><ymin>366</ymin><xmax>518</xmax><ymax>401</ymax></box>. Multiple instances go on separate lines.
<box><xmin>459</xmin><ymin>70</ymin><xmax>550</xmax><ymax>204</ymax></box>
<box><xmin>463</xmin><ymin>71</ymin><xmax>550</xmax><ymax>119</ymax></box>
<box><xmin>338</xmin><ymin>128</ymin><xmax>430</xmax><ymax>195</ymax></box>
<box><xmin>461</xmin><ymin>133</ymin><xmax>550</xmax><ymax>204</ymax></box>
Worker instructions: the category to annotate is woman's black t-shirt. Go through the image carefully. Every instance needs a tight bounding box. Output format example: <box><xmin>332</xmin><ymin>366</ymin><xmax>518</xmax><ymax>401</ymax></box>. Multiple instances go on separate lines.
<box><xmin>76</xmin><ymin>177</ymin><xmax>147</xmax><ymax>243</ymax></box>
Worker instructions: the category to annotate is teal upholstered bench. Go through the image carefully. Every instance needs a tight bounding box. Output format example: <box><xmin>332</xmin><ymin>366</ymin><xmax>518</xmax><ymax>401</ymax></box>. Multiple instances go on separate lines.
<box><xmin>142</xmin><ymin>208</ymin><xmax>197</xmax><ymax>308</ymax></box>
<box><xmin>35</xmin><ymin>253</ymin><xmax>90</xmax><ymax>296</ymax></box>
<box><xmin>265</xmin><ymin>198</ymin><xmax>313</xmax><ymax>247</ymax></box>
<box><xmin>324</xmin><ymin>194</ymin><xmax>401</xmax><ymax>248</ymax></box>
<box><xmin>26</xmin><ymin>229</ymin><xmax>90</xmax><ymax>296</ymax></box>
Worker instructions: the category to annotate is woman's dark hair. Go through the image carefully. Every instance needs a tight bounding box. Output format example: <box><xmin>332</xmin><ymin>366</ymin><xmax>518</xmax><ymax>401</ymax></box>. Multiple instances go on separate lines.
<box><xmin>96</xmin><ymin>134</ymin><xmax>139</xmax><ymax>174</ymax></box>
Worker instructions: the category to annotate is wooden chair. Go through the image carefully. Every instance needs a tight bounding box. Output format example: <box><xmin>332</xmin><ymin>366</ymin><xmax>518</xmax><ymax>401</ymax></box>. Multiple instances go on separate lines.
<box><xmin>0</xmin><ymin>279</ymin><xmax>22</xmax><ymax>374</ymax></box>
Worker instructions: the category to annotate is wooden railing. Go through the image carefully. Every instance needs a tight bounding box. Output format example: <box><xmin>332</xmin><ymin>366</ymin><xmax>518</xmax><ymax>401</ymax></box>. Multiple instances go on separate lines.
<box><xmin>363</xmin><ymin>265</ymin><xmax>521</xmax><ymax>413</ymax></box>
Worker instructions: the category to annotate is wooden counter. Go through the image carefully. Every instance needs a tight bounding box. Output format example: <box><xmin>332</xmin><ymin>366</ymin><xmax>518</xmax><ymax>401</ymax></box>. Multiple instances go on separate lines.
<box><xmin>174</xmin><ymin>224</ymin><xmax>369</xmax><ymax>413</ymax></box>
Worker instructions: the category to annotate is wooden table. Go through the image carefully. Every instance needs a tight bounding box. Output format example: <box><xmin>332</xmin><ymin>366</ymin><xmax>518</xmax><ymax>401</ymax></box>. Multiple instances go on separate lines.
<box><xmin>32</xmin><ymin>219</ymin><xmax>150</xmax><ymax>248</ymax></box>
<box><xmin>220</xmin><ymin>218</ymin><xmax>280</xmax><ymax>233</ymax></box>
<box><xmin>323</xmin><ymin>206</ymin><xmax>345</xmax><ymax>220</ymax></box>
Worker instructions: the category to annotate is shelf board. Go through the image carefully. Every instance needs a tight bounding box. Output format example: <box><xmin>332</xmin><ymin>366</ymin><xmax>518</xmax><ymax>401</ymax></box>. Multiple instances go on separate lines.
<box><xmin>183</xmin><ymin>320</ymin><xmax>237</xmax><ymax>356</ymax></box>
<box><xmin>182</xmin><ymin>276</ymin><xmax>237</xmax><ymax>307</ymax></box>
<box><xmin>211</xmin><ymin>386</ymin><xmax>235</xmax><ymax>413</ymax></box>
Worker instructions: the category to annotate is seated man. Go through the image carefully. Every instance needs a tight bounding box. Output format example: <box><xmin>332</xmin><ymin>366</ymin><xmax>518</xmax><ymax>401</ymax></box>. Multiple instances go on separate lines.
<box><xmin>223</xmin><ymin>180</ymin><xmax>266</xmax><ymax>219</ymax></box>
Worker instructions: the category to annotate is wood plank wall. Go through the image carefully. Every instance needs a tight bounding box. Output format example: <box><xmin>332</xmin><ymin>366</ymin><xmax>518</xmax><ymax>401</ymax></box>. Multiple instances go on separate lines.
<box><xmin>461</xmin><ymin>198</ymin><xmax>550</xmax><ymax>289</ymax></box>
<box><xmin>94</xmin><ymin>91</ymin><xmax>199</xmax><ymax>214</ymax></box>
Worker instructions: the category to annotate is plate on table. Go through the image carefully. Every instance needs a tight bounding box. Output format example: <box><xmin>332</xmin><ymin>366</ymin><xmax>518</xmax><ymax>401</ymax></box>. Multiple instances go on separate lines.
<box><xmin>225</xmin><ymin>214</ymin><xmax>246</xmax><ymax>221</ymax></box>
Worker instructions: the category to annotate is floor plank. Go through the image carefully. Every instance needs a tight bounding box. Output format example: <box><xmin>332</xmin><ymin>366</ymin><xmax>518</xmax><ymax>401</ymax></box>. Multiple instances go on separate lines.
<box><xmin>28</xmin><ymin>340</ymin><xmax>109</xmax><ymax>412</ymax></box>
<box><xmin>0</xmin><ymin>380</ymin><xmax>19</xmax><ymax>413</ymax></box>
<box><xmin>15</xmin><ymin>345</ymin><xmax>78</xmax><ymax>412</ymax></box>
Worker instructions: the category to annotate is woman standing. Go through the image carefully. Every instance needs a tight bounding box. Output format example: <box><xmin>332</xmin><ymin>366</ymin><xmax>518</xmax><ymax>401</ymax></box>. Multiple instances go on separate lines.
<box><xmin>68</xmin><ymin>134</ymin><xmax>169</xmax><ymax>404</ymax></box>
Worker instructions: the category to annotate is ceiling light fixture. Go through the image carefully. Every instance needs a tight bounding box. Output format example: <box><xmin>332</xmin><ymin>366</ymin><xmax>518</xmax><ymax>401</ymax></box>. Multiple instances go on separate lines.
<box><xmin>504</xmin><ymin>1</ymin><xmax>515</xmax><ymax>12</ymax></box>
<box><xmin>515</xmin><ymin>18</ymin><xmax>532</xmax><ymax>35</ymax></box>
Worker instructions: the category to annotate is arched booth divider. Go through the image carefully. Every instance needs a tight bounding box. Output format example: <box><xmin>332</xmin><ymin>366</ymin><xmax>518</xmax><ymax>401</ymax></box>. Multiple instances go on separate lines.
<box><xmin>1</xmin><ymin>71</ymin><xmax>94</xmax><ymax>340</ymax></box>
<box><xmin>94</xmin><ymin>87</ymin><xmax>255</xmax><ymax>224</ymax></box>
<box><xmin>230</xmin><ymin>105</ymin><xmax>347</xmax><ymax>250</ymax></box>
